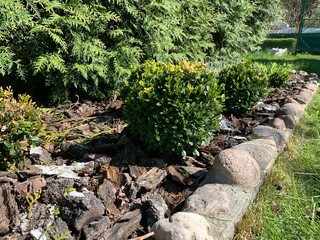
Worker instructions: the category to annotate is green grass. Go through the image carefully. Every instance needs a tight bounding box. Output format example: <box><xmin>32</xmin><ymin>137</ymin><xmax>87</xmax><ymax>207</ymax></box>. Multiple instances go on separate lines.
<box><xmin>248</xmin><ymin>53</ymin><xmax>320</xmax><ymax>77</ymax></box>
<box><xmin>234</xmin><ymin>90</ymin><xmax>320</xmax><ymax>240</ymax></box>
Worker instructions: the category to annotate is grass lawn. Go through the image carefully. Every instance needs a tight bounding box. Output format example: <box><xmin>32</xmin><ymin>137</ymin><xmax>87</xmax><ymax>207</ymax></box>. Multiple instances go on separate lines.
<box><xmin>248</xmin><ymin>53</ymin><xmax>320</xmax><ymax>77</ymax></box>
<box><xmin>234</xmin><ymin>89</ymin><xmax>320</xmax><ymax>239</ymax></box>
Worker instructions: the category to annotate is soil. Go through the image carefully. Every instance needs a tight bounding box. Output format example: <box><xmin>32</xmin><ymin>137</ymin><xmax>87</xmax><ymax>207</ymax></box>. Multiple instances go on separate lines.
<box><xmin>0</xmin><ymin>70</ymin><xmax>317</xmax><ymax>240</ymax></box>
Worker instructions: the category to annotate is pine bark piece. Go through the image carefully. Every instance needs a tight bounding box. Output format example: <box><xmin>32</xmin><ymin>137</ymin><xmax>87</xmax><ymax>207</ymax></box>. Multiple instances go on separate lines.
<box><xmin>136</xmin><ymin>167</ymin><xmax>167</xmax><ymax>190</ymax></box>
<box><xmin>0</xmin><ymin>183</ymin><xmax>19</xmax><ymax>235</ymax></box>
<box><xmin>103</xmin><ymin>209</ymin><xmax>142</xmax><ymax>240</ymax></box>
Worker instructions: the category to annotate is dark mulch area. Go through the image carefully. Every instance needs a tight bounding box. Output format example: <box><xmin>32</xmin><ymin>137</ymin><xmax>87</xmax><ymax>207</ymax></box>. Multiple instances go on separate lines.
<box><xmin>0</xmin><ymin>71</ymin><xmax>316</xmax><ymax>240</ymax></box>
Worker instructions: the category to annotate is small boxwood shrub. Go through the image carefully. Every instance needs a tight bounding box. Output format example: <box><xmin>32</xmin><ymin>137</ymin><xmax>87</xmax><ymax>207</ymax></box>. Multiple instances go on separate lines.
<box><xmin>267</xmin><ymin>63</ymin><xmax>292</xmax><ymax>88</ymax></box>
<box><xmin>0</xmin><ymin>88</ymin><xmax>44</xmax><ymax>170</ymax></box>
<box><xmin>122</xmin><ymin>61</ymin><xmax>225</xmax><ymax>157</ymax></box>
<box><xmin>218</xmin><ymin>61</ymin><xmax>268</xmax><ymax>116</ymax></box>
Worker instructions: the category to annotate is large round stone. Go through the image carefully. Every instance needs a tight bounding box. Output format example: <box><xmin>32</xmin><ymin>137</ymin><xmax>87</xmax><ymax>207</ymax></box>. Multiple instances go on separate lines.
<box><xmin>152</xmin><ymin>212</ymin><xmax>213</xmax><ymax>240</ymax></box>
<box><xmin>205</xmin><ymin>149</ymin><xmax>260</xmax><ymax>188</ymax></box>
<box><xmin>184</xmin><ymin>184</ymin><xmax>230</xmax><ymax>215</ymax></box>
<box><xmin>298</xmin><ymin>89</ymin><xmax>312</xmax><ymax>102</ymax></box>
<box><xmin>305</xmin><ymin>83</ymin><xmax>317</xmax><ymax>92</ymax></box>
<box><xmin>267</xmin><ymin>118</ymin><xmax>286</xmax><ymax>131</ymax></box>
<box><xmin>277</xmin><ymin>115</ymin><xmax>296</xmax><ymax>129</ymax></box>
<box><xmin>275</xmin><ymin>103</ymin><xmax>303</xmax><ymax>119</ymax></box>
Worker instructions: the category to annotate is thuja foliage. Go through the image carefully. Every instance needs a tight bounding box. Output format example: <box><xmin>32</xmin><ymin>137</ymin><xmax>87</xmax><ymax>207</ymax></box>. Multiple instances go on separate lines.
<box><xmin>0</xmin><ymin>0</ymin><xmax>119</xmax><ymax>103</ymax></box>
<box><xmin>122</xmin><ymin>61</ymin><xmax>224</xmax><ymax>157</ymax></box>
<box><xmin>0</xmin><ymin>88</ymin><xmax>44</xmax><ymax>170</ymax></box>
<box><xmin>0</xmin><ymin>0</ymin><xmax>284</xmax><ymax>104</ymax></box>
<box><xmin>218</xmin><ymin>61</ymin><xmax>268</xmax><ymax>116</ymax></box>
<box><xmin>102</xmin><ymin>0</ymin><xmax>215</xmax><ymax>76</ymax></box>
<box><xmin>209</xmin><ymin>0</ymin><xmax>284</xmax><ymax>67</ymax></box>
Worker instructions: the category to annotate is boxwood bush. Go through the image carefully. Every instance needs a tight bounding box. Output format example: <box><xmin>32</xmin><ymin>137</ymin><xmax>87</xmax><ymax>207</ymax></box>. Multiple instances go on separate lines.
<box><xmin>0</xmin><ymin>88</ymin><xmax>44</xmax><ymax>170</ymax></box>
<box><xmin>267</xmin><ymin>62</ymin><xmax>292</xmax><ymax>88</ymax></box>
<box><xmin>218</xmin><ymin>61</ymin><xmax>268</xmax><ymax>116</ymax></box>
<box><xmin>122</xmin><ymin>61</ymin><xmax>225</xmax><ymax>157</ymax></box>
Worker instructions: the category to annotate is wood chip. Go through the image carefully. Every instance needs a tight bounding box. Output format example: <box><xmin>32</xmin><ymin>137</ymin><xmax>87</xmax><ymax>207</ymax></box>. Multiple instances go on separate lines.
<box><xmin>136</xmin><ymin>167</ymin><xmax>167</xmax><ymax>190</ymax></box>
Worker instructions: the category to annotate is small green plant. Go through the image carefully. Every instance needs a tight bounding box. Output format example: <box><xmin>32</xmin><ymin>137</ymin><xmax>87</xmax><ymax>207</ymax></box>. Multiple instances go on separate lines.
<box><xmin>53</xmin><ymin>231</ymin><xmax>72</xmax><ymax>240</ymax></box>
<box><xmin>63</xmin><ymin>187</ymin><xmax>76</xmax><ymax>197</ymax></box>
<box><xmin>218</xmin><ymin>60</ymin><xmax>268</xmax><ymax>116</ymax></box>
<box><xmin>0</xmin><ymin>88</ymin><xmax>44</xmax><ymax>170</ymax></box>
<box><xmin>26</xmin><ymin>188</ymin><xmax>42</xmax><ymax>219</ymax></box>
<box><xmin>39</xmin><ymin>226</ymin><xmax>71</xmax><ymax>240</ymax></box>
<box><xmin>267</xmin><ymin>62</ymin><xmax>292</xmax><ymax>88</ymax></box>
<box><xmin>53</xmin><ymin>207</ymin><xmax>60</xmax><ymax>218</ymax></box>
<box><xmin>122</xmin><ymin>60</ymin><xmax>225</xmax><ymax>157</ymax></box>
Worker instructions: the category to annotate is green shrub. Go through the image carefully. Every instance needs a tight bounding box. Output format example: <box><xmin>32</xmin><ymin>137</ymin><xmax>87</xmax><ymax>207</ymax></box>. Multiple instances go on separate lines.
<box><xmin>267</xmin><ymin>63</ymin><xmax>292</xmax><ymax>88</ymax></box>
<box><xmin>259</xmin><ymin>38</ymin><xmax>297</xmax><ymax>53</ymax></box>
<box><xmin>218</xmin><ymin>61</ymin><xmax>268</xmax><ymax>115</ymax></box>
<box><xmin>0</xmin><ymin>0</ymin><xmax>119</xmax><ymax>103</ymax></box>
<box><xmin>122</xmin><ymin>61</ymin><xmax>225</xmax><ymax>157</ymax></box>
<box><xmin>0</xmin><ymin>0</ymin><xmax>285</xmax><ymax>104</ymax></box>
<box><xmin>0</xmin><ymin>88</ymin><xmax>44</xmax><ymax>170</ymax></box>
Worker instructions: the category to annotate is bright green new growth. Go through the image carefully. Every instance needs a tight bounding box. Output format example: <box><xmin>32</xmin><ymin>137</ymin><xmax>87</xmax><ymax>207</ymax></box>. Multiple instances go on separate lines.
<box><xmin>122</xmin><ymin>61</ymin><xmax>225</xmax><ymax>157</ymax></box>
<box><xmin>0</xmin><ymin>88</ymin><xmax>44</xmax><ymax>170</ymax></box>
<box><xmin>218</xmin><ymin>61</ymin><xmax>268</xmax><ymax>116</ymax></box>
<box><xmin>26</xmin><ymin>188</ymin><xmax>42</xmax><ymax>220</ymax></box>
<box><xmin>266</xmin><ymin>63</ymin><xmax>293</xmax><ymax>88</ymax></box>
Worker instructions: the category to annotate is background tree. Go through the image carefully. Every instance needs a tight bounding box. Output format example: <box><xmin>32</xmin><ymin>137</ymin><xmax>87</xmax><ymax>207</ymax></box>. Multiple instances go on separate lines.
<box><xmin>280</xmin><ymin>0</ymin><xmax>320</xmax><ymax>27</ymax></box>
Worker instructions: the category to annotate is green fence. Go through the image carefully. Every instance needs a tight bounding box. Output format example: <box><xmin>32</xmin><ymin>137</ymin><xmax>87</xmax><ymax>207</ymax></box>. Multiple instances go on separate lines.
<box><xmin>296</xmin><ymin>32</ymin><xmax>320</xmax><ymax>54</ymax></box>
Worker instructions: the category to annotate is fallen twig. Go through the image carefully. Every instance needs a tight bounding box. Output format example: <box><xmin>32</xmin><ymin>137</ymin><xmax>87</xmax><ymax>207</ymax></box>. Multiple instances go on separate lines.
<box><xmin>128</xmin><ymin>232</ymin><xmax>155</xmax><ymax>240</ymax></box>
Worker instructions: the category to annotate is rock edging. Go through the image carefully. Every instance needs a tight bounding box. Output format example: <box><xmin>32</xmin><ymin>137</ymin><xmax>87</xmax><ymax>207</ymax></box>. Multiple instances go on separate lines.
<box><xmin>151</xmin><ymin>75</ymin><xmax>319</xmax><ymax>240</ymax></box>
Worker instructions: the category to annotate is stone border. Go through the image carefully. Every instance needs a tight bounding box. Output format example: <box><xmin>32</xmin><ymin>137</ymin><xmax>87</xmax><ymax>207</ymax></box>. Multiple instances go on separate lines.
<box><xmin>151</xmin><ymin>75</ymin><xmax>319</xmax><ymax>240</ymax></box>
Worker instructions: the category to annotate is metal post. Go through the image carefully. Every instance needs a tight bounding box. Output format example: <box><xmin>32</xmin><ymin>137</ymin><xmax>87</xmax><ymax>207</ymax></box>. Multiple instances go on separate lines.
<box><xmin>296</xmin><ymin>0</ymin><xmax>307</xmax><ymax>53</ymax></box>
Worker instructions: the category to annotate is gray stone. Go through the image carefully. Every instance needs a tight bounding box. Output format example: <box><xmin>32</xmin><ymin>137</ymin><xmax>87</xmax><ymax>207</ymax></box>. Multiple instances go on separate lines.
<box><xmin>286</xmin><ymin>96</ymin><xmax>301</xmax><ymax>105</ymax></box>
<box><xmin>278</xmin><ymin>115</ymin><xmax>296</xmax><ymax>129</ymax></box>
<box><xmin>252</xmin><ymin>125</ymin><xmax>289</xmax><ymax>152</ymax></box>
<box><xmin>232</xmin><ymin>139</ymin><xmax>278</xmax><ymax>178</ymax></box>
<box><xmin>97</xmin><ymin>179</ymin><xmax>117</xmax><ymax>206</ymax></box>
<box><xmin>267</xmin><ymin>118</ymin><xmax>286</xmax><ymax>131</ymax></box>
<box><xmin>298</xmin><ymin>89</ymin><xmax>313</xmax><ymax>102</ymax></box>
<box><xmin>29</xmin><ymin>147</ymin><xmax>52</xmax><ymax>164</ymax></box>
<box><xmin>42</xmin><ymin>178</ymin><xmax>74</xmax><ymax>204</ymax></box>
<box><xmin>184</xmin><ymin>184</ymin><xmax>230</xmax><ymax>215</ymax></box>
<box><xmin>275</xmin><ymin>103</ymin><xmax>303</xmax><ymax>120</ymax></box>
<box><xmin>152</xmin><ymin>212</ymin><xmax>213</xmax><ymax>240</ymax></box>
<box><xmin>183</xmin><ymin>184</ymin><xmax>256</xmax><ymax>240</ymax></box>
<box><xmin>203</xmin><ymin>149</ymin><xmax>260</xmax><ymax>188</ymax></box>
<box><xmin>293</xmin><ymin>95</ymin><xmax>307</xmax><ymax>104</ymax></box>
<box><xmin>305</xmin><ymin>83</ymin><xmax>318</xmax><ymax>91</ymax></box>
<box><xmin>142</xmin><ymin>192</ymin><xmax>168</xmax><ymax>226</ymax></box>
<box><xmin>60</xmin><ymin>192</ymin><xmax>105</xmax><ymax>231</ymax></box>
